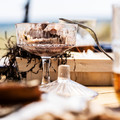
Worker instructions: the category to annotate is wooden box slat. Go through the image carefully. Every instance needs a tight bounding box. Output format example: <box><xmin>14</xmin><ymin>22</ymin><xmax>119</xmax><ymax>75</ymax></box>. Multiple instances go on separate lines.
<box><xmin>16</xmin><ymin>52</ymin><xmax>113</xmax><ymax>85</ymax></box>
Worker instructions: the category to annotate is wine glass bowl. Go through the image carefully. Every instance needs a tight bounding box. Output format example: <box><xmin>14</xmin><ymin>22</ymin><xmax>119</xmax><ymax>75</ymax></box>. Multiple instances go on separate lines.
<box><xmin>16</xmin><ymin>23</ymin><xmax>77</xmax><ymax>57</ymax></box>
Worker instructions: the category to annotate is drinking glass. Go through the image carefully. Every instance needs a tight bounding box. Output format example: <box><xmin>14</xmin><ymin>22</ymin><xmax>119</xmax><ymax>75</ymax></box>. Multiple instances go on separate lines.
<box><xmin>16</xmin><ymin>23</ymin><xmax>77</xmax><ymax>84</ymax></box>
<box><xmin>112</xmin><ymin>4</ymin><xmax>120</xmax><ymax>103</ymax></box>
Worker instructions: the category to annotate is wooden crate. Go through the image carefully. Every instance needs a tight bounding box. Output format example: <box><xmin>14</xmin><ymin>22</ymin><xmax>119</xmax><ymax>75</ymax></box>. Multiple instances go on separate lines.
<box><xmin>16</xmin><ymin>52</ymin><xmax>113</xmax><ymax>86</ymax></box>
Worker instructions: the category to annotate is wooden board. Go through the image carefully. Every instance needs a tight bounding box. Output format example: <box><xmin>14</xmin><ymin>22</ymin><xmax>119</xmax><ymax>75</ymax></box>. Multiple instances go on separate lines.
<box><xmin>89</xmin><ymin>86</ymin><xmax>119</xmax><ymax>108</ymax></box>
<box><xmin>16</xmin><ymin>52</ymin><xmax>113</xmax><ymax>85</ymax></box>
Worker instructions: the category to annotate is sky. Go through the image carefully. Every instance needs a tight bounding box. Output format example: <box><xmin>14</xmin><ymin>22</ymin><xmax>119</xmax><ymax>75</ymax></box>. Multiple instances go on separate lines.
<box><xmin>0</xmin><ymin>0</ymin><xmax>120</xmax><ymax>23</ymax></box>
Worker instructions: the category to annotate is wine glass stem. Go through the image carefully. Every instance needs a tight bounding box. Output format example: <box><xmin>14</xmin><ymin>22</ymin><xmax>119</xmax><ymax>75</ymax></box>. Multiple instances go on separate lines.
<box><xmin>42</xmin><ymin>58</ymin><xmax>50</xmax><ymax>84</ymax></box>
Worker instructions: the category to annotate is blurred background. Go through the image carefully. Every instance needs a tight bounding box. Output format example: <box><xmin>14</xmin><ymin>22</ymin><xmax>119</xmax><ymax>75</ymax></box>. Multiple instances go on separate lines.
<box><xmin>0</xmin><ymin>0</ymin><xmax>120</xmax><ymax>57</ymax></box>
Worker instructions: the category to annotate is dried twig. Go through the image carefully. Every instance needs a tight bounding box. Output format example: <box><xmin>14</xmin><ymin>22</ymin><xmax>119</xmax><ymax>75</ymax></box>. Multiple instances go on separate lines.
<box><xmin>59</xmin><ymin>18</ymin><xmax>113</xmax><ymax>61</ymax></box>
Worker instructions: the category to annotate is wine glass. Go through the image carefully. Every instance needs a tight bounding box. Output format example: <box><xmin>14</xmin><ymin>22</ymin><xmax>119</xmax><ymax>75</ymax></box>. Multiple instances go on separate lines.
<box><xmin>16</xmin><ymin>22</ymin><xmax>98</xmax><ymax>99</ymax></box>
<box><xmin>15</xmin><ymin>23</ymin><xmax>77</xmax><ymax>84</ymax></box>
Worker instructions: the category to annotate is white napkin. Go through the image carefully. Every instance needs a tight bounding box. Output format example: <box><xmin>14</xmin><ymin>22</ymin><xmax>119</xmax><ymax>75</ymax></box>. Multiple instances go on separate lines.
<box><xmin>1</xmin><ymin>93</ymin><xmax>87</xmax><ymax>120</ymax></box>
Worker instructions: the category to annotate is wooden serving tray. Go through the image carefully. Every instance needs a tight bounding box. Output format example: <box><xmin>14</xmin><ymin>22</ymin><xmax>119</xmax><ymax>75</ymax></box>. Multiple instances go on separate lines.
<box><xmin>17</xmin><ymin>52</ymin><xmax>113</xmax><ymax>86</ymax></box>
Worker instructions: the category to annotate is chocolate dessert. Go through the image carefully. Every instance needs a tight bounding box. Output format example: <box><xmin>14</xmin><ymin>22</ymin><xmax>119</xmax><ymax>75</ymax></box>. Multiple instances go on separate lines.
<box><xmin>23</xmin><ymin>23</ymin><xmax>65</xmax><ymax>44</ymax></box>
<box><xmin>17</xmin><ymin>23</ymin><xmax>76</xmax><ymax>57</ymax></box>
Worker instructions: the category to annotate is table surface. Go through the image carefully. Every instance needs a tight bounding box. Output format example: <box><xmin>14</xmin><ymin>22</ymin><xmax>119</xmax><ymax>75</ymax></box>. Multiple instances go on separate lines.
<box><xmin>89</xmin><ymin>86</ymin><xmax>119</xmax><ymax>108</ymax></box>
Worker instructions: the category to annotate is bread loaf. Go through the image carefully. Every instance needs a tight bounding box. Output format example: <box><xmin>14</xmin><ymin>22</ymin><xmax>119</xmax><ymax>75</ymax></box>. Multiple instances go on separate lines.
<box><xmin>0</xmin><ymin>83</ymin><xmax>41</xmax><ymax>104</ymax></box>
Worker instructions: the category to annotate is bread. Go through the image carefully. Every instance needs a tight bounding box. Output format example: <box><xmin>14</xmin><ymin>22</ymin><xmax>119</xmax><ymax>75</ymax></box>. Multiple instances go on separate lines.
<box><xmin>0</xmin><ymin>83</ymin><xmax>41</xmax><ymax>104</ymax></box>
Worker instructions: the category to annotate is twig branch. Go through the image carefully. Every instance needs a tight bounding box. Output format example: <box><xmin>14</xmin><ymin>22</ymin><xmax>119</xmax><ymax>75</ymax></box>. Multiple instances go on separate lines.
<box><xmin>59</xmin><ymin>18</ymin><xmax>113</xmax><ymax>61</ymax></box>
